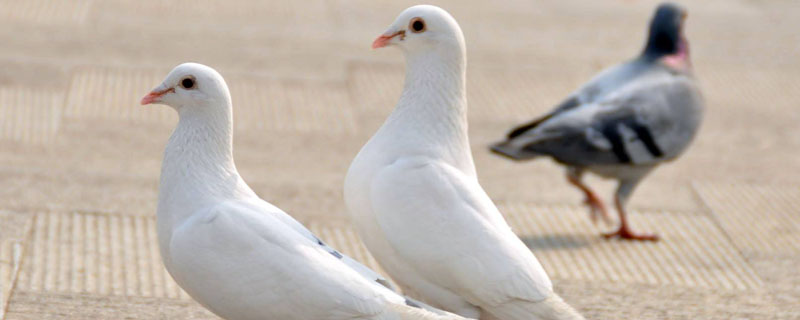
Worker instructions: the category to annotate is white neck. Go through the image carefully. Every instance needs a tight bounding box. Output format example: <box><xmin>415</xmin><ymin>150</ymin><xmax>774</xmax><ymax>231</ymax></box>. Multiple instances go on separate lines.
<box><xmin>377</xmin><ymin>46</ymin><xmax>474</xmax><ymax>174</ymax></box>
<box><xmin>157</xmin><ymin>104</ymin><xmax>253</xmax><ymax>229</ymax></box>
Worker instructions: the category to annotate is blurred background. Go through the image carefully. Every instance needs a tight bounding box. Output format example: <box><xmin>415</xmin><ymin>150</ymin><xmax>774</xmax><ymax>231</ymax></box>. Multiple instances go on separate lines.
<box><xmin>0</xmin><ymin>0</ymin><xmax>798</xmax><ymax>319</ymax></box>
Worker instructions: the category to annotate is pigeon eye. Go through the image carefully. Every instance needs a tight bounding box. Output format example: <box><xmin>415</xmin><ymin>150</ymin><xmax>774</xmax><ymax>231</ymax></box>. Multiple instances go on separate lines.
<box><xmin>180</xmin><ymin>77</ymin><xmax>195</xmax><ymax>89</ymax></box>
<box><xmin>409</xmin><ymin>17</ymin><xmax>426</xmax><ymax>33</ymax></box>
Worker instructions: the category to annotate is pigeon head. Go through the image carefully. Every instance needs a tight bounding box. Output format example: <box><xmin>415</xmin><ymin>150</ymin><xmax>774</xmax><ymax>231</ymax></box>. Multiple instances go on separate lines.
<box><xmin>643</xmin><ymin>2</ymin><xmax>688</xmax><ymax>58</ymax></box>
<box><xmin>371</xmin><ymin>5</ymin><xmax>465</xmax><ymax>55</ymax></box>
<box><xmin>140</xmin><ymin>62</ymin><xmax>231</xmax><ymax>112</ymax></box>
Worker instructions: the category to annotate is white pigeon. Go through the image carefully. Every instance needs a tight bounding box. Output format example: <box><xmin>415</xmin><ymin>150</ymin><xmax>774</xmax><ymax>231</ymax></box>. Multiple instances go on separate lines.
<box><xmin>142</xmin><ymin>62</ymin><xmax>469</xmax><ymax>320</ymax></box>
<box><xmin>344</xmin><ymin>6</ymin><xmax>584</xmax><ymax>320</ymax></box>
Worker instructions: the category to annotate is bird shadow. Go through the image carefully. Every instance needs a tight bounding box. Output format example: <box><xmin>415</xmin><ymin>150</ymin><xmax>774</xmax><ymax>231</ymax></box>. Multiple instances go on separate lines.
<box><xmin>519</xmin><ymin>234</ymin><xmax>592</xmax><ymax>251</ymax></box>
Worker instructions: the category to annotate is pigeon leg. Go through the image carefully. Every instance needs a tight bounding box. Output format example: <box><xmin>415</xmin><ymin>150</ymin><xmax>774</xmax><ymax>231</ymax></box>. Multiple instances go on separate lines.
<box><xmin>566</xmin><ymin>168</ymin><xmax>611</xmax><ymax>225</ymax></box>
<box><xmin>603</xmin><ymin>178</ymin><xmax>659</xmax><ymax>241</ymax></box>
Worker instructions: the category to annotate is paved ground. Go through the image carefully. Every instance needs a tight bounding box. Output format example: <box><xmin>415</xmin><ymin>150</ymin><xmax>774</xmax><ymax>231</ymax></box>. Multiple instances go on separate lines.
<box><xmin>0</xmin><ymin>0</ymin><xmax>798</xmax><ymax>319</ymax></box>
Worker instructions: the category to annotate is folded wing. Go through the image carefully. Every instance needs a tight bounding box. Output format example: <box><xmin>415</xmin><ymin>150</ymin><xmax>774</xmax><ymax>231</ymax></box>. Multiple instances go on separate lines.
<box><xmin>369</xmin><ymin>158</ymin><xmax>553</xmax><ymax>308</ymax></box>
<box><xmin>496</xmin><ymin>71</ymin><xmax>702</xmax><ymax>166</ymax></box>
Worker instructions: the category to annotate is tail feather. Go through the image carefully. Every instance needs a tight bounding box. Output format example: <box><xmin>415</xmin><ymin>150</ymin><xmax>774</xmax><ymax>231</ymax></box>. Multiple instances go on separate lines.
<box><xmin>507</xmin><ymin>113</ymin><xmax>556</xmax><ymax>139</ymax></box>
<box><xmin>490</xmin><ymin>140</ymin><xmax>541</xmax><ymax>161</ymax></box>
<box><xmin>385</xmin><ymin>303</ymin><xmax>471</xmax><ymax>320</ymax></box>
<box><xmin>483</xmin><ymin>294</ymin><xmax>585</xmax><ymax>320</ymax></box>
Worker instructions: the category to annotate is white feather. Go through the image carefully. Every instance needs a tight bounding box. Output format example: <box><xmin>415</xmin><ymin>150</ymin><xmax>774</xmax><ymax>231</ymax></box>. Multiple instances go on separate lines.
<box><xmin>153</xmin><ymin>63</ymin><xmax>469</xmax><ymax>320</ymax></box>
<box><xmin>344</xmin><ymin>6</ymin><xmax>583</xmax><ymax>320</ymax></box>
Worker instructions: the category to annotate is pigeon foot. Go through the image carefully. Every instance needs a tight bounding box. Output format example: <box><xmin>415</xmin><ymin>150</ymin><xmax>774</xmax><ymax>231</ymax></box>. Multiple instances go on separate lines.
<box><xmin>602</xmin><ymin>226</ymin><xmax>659</xmax><ymax>241</ymax></box>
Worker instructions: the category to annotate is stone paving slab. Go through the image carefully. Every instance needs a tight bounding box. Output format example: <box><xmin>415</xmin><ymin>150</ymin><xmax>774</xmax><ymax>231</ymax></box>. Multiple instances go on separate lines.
<box><xmin>16</xmin><ymin>212</ymin><xmax>188</xmax><ymax>300</ymax></box>
<box><xmin>0</xmin><ymin>212</ymin><xmax>32</xmax><ymax>320</ymax></box>
<box><xmin>503</xmin><ymin>203</ymin><xmax>763</xmax><ymax>291</ymax></box>
<box><xmin>7</xmin><ymin>209</ymin><xmax>778</xmax><ymax>319</ymax></box>
<box><xmin>308</xmin><ymin>206</ymin><xmax>765</xmax><ymax>292</ymax></box>
<box><xmin>696</xmin><ymin>182</ymin><xmax>800</xmax><ymax>257</ymax></box>
<box><xmin>556</xmin><ymin>280</ymin><xmax>789</xmax><ymax>320</ymax></box>
<box><xmin>1</xmin><ymin>0</ymin><xmax>799</xmax><ymax>318</ymax></box>
<box><xmin>0</xmin><ymin>0</ymin><xmax>92</xmax><ymax>26</ymax></box>
<box><xmin>0</xmin><ymin>240</ymin><xmax>22</xmax><ymax>320</ymax></box>
<box><xmin>0</xmin><ymin>87</ymin><xmax>63</xmax><ymax>145</ymax></box>
<box><xmin>65</xmin><ymin>67</ymin><xmax>358</xmax><ymax>133</ymax></box>
<box><xmin>5</xmin><ymin>291</ymin><xmax>215</xmax><ymax>320</ymax></box>
<box><xmin>695</xmin><ymin>182</ymin><xmax>800</xmax><ymax>309</ymax></box>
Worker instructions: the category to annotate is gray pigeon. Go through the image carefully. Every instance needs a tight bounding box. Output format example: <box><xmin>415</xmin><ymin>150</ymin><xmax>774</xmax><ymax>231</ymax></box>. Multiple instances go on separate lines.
<box><xmin>491</xmin><ymin>3</ymin><xmax>703</xmax><ymax>241</ymax></box>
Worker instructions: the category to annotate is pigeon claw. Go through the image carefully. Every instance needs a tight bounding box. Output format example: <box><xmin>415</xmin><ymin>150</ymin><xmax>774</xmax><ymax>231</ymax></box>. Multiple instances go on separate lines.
<box><xmin>583</xmin><ymin>195</ymin><xmax>612</xmax><ymax>226</ymax></box>
<box><xmin>602</xmin><ymin>227</ymin><xmax>659</xmax><ymax>242</ymax></box>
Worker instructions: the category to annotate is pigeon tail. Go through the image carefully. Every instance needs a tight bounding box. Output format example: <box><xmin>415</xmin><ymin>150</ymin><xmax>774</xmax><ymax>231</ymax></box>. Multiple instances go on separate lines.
<box><xmin>483</xmin><ymin>293</ymin><xmax>585</xmax><ymax>320</ymax></box>
<box><xmin>490</xmin><ymin>140</ymin><xmax>542</xmax><ymax>161</ymax></box>
<box><xmin>385</xmin><ymin>303</ymin><xmax>471</xmax><ymax>320</ymax></box>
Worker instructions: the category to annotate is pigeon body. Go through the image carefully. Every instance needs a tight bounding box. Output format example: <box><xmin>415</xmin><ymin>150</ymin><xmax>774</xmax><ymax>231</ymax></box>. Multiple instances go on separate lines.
<box><xmin>491</xmin><ymin>3</ymin><xmax>703</xmax><ymax>240</ymax></box>
<box><xmin>345</xmin><ymin>6</ymin><xmax>583</xmax><ymax>320</ymax></box>
<box><xmin>145</xmin><ymin>63</ymin><xmax>467</xmax><ymax>320</ymax></box>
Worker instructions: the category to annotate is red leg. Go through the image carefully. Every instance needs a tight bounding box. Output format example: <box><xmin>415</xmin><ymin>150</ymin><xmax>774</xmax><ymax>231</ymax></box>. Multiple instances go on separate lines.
<box><xmin>603</xmin><ymin>196</ymin><xmax>659</xmax><ymax>241</ymax></box>
<box><xmin>566</xmin><ymin>172</ymin><xmax>612</xmax><ymax>225</ymax></box>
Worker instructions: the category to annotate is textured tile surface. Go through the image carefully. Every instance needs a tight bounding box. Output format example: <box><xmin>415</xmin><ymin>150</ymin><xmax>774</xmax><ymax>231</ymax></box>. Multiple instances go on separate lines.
<box><xmin>0</xmin><ymin>212</ymin><xmax>32</xmax><ymax>320</ymax></box>
<box><xmin>695</xmin><ymin>183</ymin><xmax>800</xmax><ymax>256</ymax></box>
<box><xmin>16</xmin><ymin>213</ymin><xmax>187</xmax><ymax>300</ymax></box>
<box><xmin>5</xmin><ymin>291</ymin><xmax>215</xmax><ymax>320</ymax></box>
<box><xmin>0</xmin><ymin>241</ymin><xmax>22</xmax><ymax>320</ymax></box>
<box><xmin>1</xmin><ymin>0</ymin><xmax>799</xmax><ymax>318</ymax></box>
<box><xmin>501</xmin><ymin>203</ymin><xmax>762</xmax><ymax>290</ymax></box>
<box><xmin>0</xmin><ymin>87</ymin><xmax>63</xmax><ymax>144</ymax></box>
<box><xmin>64</xmin><ymin>68</ymin><xmax>357</xmax><ymax>133</ymax></box>
<box><xmin>0</xmin><ymin>0</ymin><xmax>92</xmax><ymax>25</ymax></box>
<box><xmin>64</xmin><ymin>68</ymin><xmax>174</xmax><ymax>124</ymax></box>
<box><xmin>695</xmin><ymin>182</ymin><xmax>800</xmax><ymax>308</ymax></box>
<box><xmin>309</xmin><ymin>206</ymin><xmax>765</xmax><ymax>291</ymax></box>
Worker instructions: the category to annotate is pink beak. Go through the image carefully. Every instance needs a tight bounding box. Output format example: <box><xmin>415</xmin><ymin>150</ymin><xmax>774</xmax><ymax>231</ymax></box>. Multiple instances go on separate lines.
<box><xmin>140</xmin><ymin>87</ymin><xmax>175</xmax><ymax>105</ymax></box>
<box><xmin>372</xmin><ymin>30</ymin><xmax>405</xmax><ymax>49</ymax></box>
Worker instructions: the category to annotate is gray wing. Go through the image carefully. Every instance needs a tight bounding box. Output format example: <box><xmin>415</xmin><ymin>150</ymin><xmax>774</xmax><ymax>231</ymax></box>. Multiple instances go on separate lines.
<box><xmin>505</xmin><ymin>59</ymin><xmax>651</xmax><ymax>140</ymax></box>
<box><xmin>505</xmin><ymin>70</ymin><xmax>703</xmax><ymax>167</ymax></box>
<box><xmin>507</xmin><ymin>96</ymin><xmax>580</xmax><ymax>139</ymax></box>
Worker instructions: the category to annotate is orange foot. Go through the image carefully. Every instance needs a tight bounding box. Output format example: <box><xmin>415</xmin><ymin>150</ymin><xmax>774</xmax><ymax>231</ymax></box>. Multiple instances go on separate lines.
<box><xmin>583</xmin><ymin>195</ymin><xmax>612</xmax><ymax>225</ymax></box>
<box><xmin>603</xmin><ymin>227</ymin><xmax>659</xmax><ymax>241</ymax></box>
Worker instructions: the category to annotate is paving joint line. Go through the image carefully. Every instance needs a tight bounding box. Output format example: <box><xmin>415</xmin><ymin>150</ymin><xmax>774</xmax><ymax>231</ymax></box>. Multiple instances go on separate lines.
<box><xmin>688</xmin><ymin>180</ymin><xmax>767</xmax><ymax>287</ymax></box>
<box><xmin>1</xmin><ymin>216</ymin><xmax>34</xmax><ymax>320</ymax></box>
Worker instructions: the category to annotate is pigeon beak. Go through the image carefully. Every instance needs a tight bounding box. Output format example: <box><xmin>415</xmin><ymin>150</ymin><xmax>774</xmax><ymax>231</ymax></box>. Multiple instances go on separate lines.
<box><xmin>372</xmin><ymin>30</ymin><xmax>405</xmax><ymax>49</ymax></box>
<box><xmin>140</xmin><ymin>86</ymin><xmax>175</xmax><ymax>105</ymax></box>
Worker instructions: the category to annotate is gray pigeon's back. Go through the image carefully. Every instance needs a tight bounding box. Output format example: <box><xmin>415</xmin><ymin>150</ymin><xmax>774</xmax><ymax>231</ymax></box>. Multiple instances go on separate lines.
<box><xmin>574</xmin><ymin>58</ymin><xmax>656</xmax><ymax>105</ymax></box>
<box><xmin>492</xmin><ymin>57</ymin><xmax>703</xmax><ymax>169</ymax></box>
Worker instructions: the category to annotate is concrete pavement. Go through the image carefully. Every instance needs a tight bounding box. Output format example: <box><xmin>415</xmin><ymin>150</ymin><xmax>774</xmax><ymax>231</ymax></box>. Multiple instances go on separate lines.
<box><xmin>0</xmin><ymin>0</ymin><xmax>799</xmax><ymax>318</ymax></box>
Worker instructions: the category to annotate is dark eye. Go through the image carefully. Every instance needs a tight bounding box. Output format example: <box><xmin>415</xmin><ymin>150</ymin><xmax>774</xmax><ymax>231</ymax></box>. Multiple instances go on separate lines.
<box><xmin>181</xmin><ymin>77</ymin><xmax>195</xmax><ymax>89</ymax></box>
<box><xmin>409</xmin><ymin>17</ymin><xmax>426</xmax><ymax>33</ymax></box>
